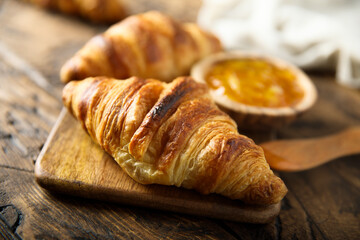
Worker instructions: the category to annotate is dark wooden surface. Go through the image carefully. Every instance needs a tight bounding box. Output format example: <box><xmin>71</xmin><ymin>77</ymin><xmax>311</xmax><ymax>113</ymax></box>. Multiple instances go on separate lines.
<box><xmin>1</xmin><ymin>0</ymin><xmax>359</xmax><ymax>239</ymax></box>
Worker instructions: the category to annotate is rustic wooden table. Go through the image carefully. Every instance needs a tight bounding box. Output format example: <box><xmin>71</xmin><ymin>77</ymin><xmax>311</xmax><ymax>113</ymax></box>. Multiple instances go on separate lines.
<box><xmin>1</xmin><ymin>0</ymin><xmax>359</xmax><ymax>239</ymax></box>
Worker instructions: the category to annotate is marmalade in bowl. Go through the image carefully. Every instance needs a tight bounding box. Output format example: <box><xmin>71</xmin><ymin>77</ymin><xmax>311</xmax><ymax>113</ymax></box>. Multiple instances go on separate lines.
<box><xmin>205</xmin><ymin>59</ymin><xmax>305</xmax><ymax>108</ymax></box>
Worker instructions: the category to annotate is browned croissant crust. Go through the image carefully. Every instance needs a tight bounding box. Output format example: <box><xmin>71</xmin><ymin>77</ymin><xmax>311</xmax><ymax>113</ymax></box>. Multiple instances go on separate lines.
<box><xmin>21</xmin><ymin>0</ymin><xmax>126</xmax><ymax>23</ymax></box>
<box><xmin>62</xmin><ymin>76</ymin><xmax>287</xmax><ymax>205</ymax></box>
<box><xmin>60</xmin><ymin>11</ymin><xmax>222</xmax><ymax>83</ymax></box>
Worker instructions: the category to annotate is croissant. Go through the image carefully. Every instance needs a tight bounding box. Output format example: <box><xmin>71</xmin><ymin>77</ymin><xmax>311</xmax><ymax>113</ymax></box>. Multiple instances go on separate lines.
<box><xmin>21</xmin><ymin>0</ymin><xmax>126</xmax><ymax>23</ymax></box>
<box><xmin>62</xmin><ymin>76</ymin><xmax>287</xmax><ymax>205</ymax></box>
<box><xmin>60</xmin><ymin>11</ymin><xmax>222</xmax><ymax>83</ymax></box>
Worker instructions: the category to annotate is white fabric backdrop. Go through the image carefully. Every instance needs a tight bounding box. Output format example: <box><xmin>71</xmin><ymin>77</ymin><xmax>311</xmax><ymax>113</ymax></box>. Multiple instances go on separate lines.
<box><xmin>198</xmin><ymin>0</ymin><xmax>360</xmax><ymax>88</ymax></box>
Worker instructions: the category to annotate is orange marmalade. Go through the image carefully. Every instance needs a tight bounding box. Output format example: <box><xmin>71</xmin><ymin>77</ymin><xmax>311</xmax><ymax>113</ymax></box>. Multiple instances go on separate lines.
<box><xmin>205</xmin><ymin>59</ymin><xmax>305</xmax><ymax>108</ymax></box>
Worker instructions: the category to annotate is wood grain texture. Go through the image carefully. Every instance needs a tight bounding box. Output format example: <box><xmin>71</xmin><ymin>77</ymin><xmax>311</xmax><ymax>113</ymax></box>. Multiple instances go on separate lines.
<box><xmin>277</xmin><ymin>75</ymin><xmax>360</xmax><ymax>139</ymax></box>
<box><xmin>273</xmin><ymin>75</ymin><xmax>360</xmax><ymax>240</ymax></box>
<box><xmin>35</xmin><ymin>108</ymin><xmax>281</xmax><ymax>224</ymax></box>
<box><xmin>0</xmin><ymin>0</ymin><xmax>105</xmax><ymax>98</ymax></box>
<box><xmin>1</xmin><ymin>0</ymin><xmax>360</xmax><ymax>239</ymax></box>
<box><xmin>0</xmin><ymin>44</ymin><xmax>61</xmax><ymax>171</ymax></box>
<box><xmin>1</xmin><ymin>167</ymin><xmax>239</xmax><ymax>239</ymax></box>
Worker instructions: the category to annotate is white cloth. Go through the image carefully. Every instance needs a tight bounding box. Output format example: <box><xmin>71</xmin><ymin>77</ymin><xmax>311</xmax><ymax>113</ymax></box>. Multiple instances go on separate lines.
<box><xmin>198</xmin><ymin>0</ymin><xmax>360</xmax><ymax>88</ymax></box>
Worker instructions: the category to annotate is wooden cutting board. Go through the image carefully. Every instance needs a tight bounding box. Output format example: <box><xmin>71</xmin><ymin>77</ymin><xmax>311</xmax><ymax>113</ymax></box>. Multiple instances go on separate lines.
<box><xmin>35</xmin><ymin>108</ymin><xmax>281</xmax><ymax>224</ymax></box>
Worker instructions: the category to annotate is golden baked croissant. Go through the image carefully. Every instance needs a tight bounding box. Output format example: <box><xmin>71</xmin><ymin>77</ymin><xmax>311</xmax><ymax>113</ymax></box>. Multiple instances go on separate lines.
<box><xmin>63</xmin><ymin>77</ymin><xmax>287</xmax><ymax>204</ymax></box>
<box><xmin>60</xmin><ymin>11</ymin><xmax>222</xmax><ymax>83</ymax></box>
<box><xmin>21</xmin><ymin>0</ymin><xmax>126</xmax><ymax>23</ymax></box>
<box><xmin>62</xmin><ymin>76</ymin><xmax>287</xmax><ymax>205</ymax></box>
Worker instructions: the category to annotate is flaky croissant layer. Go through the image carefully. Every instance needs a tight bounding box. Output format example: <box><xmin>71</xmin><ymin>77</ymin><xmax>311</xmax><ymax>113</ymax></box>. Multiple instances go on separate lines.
<box><xmin>60</xmin><ymin>11</ymin><xmax>222</xmax><ymax>83</ymax></box>
<box><xmin>63</xmin><ymin>76</ymin><xmax>287</xmax><ymax>205</ymax></box>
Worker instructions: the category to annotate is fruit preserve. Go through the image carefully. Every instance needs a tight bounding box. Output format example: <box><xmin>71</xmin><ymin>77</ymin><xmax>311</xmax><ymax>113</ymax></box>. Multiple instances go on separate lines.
<box><xmin>205</xmin><ymin>59</ymin><xmax>304</xmax><ymax>108</ymax></box>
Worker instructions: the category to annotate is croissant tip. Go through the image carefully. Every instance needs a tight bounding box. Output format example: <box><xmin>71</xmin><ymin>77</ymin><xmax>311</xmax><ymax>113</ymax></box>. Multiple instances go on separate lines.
<box><xmin>243</xmin><ymin>174</ymin><xmax>288</xmax><ymax>205</ymax></box>
<box><xmin>268</xmin><ymin>178</ymin><xmax>288</xmax><ymax>204</ymax></box>
<box><xmin>60</xmin><ymin>58</ymin><xmax>86</xmax><ymax>83</ymax></box>
<box><xmin>60</xmin><ymin>62</ymin><xmax>73</xmax><ymax>83</ymax></box>
<box><xmin>62</xmin><ymin>81</ymin><xmax>76</xmax><ymax>108</ymax></box>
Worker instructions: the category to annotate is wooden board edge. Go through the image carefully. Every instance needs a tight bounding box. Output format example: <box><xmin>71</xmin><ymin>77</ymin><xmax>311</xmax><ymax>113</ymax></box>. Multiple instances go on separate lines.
<box><xmin>35</xmin><ymin>108</ymin><xmax>281</xmax><ymax>224</ymax></box>
<box><xmin>35</xmin><ymin>173</ymin><xmax>280</xmax><ymax>224</ymax></box>
<box><xmin>35</xmin><ymin>107</ymin><xmax>67</xmax><ymax>178</ymax></box>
